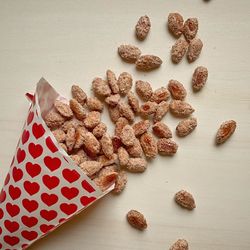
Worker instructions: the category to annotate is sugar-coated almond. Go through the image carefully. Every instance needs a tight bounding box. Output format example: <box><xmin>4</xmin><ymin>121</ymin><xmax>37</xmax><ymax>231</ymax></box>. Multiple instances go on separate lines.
<box><xmin>153</xmin><ymin>101</ymin><xmax>169</xmax><ymax>123</ymax></box>
<box><xmin>127</xmin><ymin>210</ymin><xmax>147</xmax><ymax>230</ymax></box>
<box><xmin>176</xmin><ymin>118</ymin><xmax>197</xmax><ymax>137</ymax></box>
<box><xmin>118</xmin><ymin>101</ymin><xmax>135</xmax><ymax>123</ymax></box>
<box><xmin>70</xmin><ymin>99</ymin><xmax>87</xmax><ymax>120</ymax></box>
<box><xmin>118</xmin><ymin>147</ymin><xmax>129</xmax><ymax>166</ymax></box>
<box><xmin>54</xmin><ymin>100</ymin><xmax>73</xmax><ymax>118</ymax></box>
<box><xmin>113</xmin><ymin>170</ymin><xmax>127</xmax><ymax>194</ymax></box>
<box><xmin>118</xmin><ymin>45</ymin><xmax>141</xmax><ymax>63</ymax></box>
<box><xmin>127</xmin><ymin>91</ymin><xmax>140</xmax><ymax>113</ymax></box>
<box><xmin>170</xmin><ymin>100</ymin><xmax>194</xmax><ymax>117</ymax></box>
<box><xmin>153</xmin><ymin>122</ymin><xmax>172</xmax><ymax>138</ymax></box>
<box><xmin>115</xmin><ymin>117</ymin><xmax>129</xmax><ymax>137</ymax></box>
<box><xmin>126</xmin><ymin>138</ymin><xmax>143</xmax><ymax>157</ymax></box>
<box><xmin>80</xmin><ymin>161</ymin><xmax>103</xmax><ymax>177</ymax></box>
<box><xmin>157</xmin><ymin>138</ymin><xmax>178</xmax><ymax>155</ymax></box>
<box><xmin>100</xmin><ymin>133</ymin><xmax>114</xmax><ymax>159</ymax></box>
<box><xmin>135</xmin><ymin>15</ymin><xmax>151</xmax><ymax>40</ymax></box>
<box><xmin>44</xmin><ymin>110</ymin><xmax>65</xmax><ymax>129</ymax></box>
<box><xmin>140</xmin><ymin>101</ymin><xmax>157</xmax><ymax>117</ymax></box>
<box><xmin>215</xmin><ymin>120</ymin><xmax>236</xmax><ymax>144</ymax></box>
<box><xmin>133</xmin><ymin>120</ymin><xmax>150</xmax><ymax>137</ymax></box>
<box><xmin>105</xmin><ymin>94</ymin><xmax>121</xmax><ymax>107</ymax></box>
<box><xmin>192</xmin><ymin>66</ymin><xmax>208</xmax><ymax>91</ymax></box>
<box><xmin>168</xmin><ymin>13</ymin><xmax>184</xmax><ymax>37</ymax></box>
<box><xmin>92</xmin><ymin>122</ymin><xmax>107</xmax><ymax>138</ymax></box>
<box><xmin>86</xmin><ymin>97</ymin><xmax>104</xmax><ymax>112</ymax></box>
<box><xmin>126</xmin><ymin>158</ymin><xmax>147</xmax><ymax>173</ymax></box>
<box><xmin>171</xmin><ymin>38</ymin><xmax>188</xmax><ymax>64</ymax></box>
<box><xmin>187</xmin><ymin>38</ymin><xmax>203</xmax><ymax>63</ymax></box>
<box><xmin>168</xmin><ymin>80</ymin><xmax>187</xmax><ymax>100</ymax></box>
<box><xmin>183</xmin><ymin>18</ymin><xmax>198</xmax><ymax>42</ymax></box>
<box><xmin>120</xmin><ymin>125</ymin><xmax>136</xmax><ymax>147</ymax></box>
<box><xmin>169</xmin><ymin>239</ymin><xmax>189</xmax><ymax>250</ymax></box>
<box><xmin>71</xmin><ymin>85</ymin><xmax>87</xmax><ymax>105</ymax></box>
<box><xmin>140</xmin><ymin>132</ymin><xmax>158</xmax><ymax>158</ymax></box>
<box><xmin>135</xmin><ymin>80</ymin><xmax>153</xmax><ymax>101</ymax></box>
<box><xmin>92</xmin><ymin>77</ymin><xmax>111</xmax><ymax>97</ymax></box>
<box><xmin>136</xmin><ymin>55</ymin><xmax>162</xmax><ymax>71</ymax></box>
<box><xmin>174</xmin><ymin>190</ymin><xmax>196</xmax><ymax>210</ymax></box>
<box><xmin>52</xmin><ymin>129</ymin><xmax>66</xmax><ymax>143</ymax></box>
<box><xmin>106</xmin><ymin>69</ymin><xmax>119</xmax><ymax>94</ymax></box>
<box><xmin>150</xmin><ymin>87</ymin><xmax>170</xmax><ymax>104</ymax></box>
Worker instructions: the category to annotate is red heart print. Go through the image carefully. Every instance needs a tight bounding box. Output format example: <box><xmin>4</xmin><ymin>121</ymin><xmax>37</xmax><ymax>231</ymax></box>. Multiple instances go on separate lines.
<box><xmin>12</xmin><ymin>167</ymin><xmax>23</xmax><ymax>182</ymax></box>
<box><xmin>0</xmin><ymin>243</ymin><xmax>2</xmax><ymax>249</ymax></box>
<box><xmin>22</xmin><ymin>130</ymin><xmax>30</xmax><ymax>145</ymax></box>
<box><xmin>21</xmin><ymin>230</ymin><xmax>38</xmax><ymax>241</ymax></box>
<box><xmin>28</xmin><ymin>143</ymin><xmax>43</xmax><ymax>159</ymax></box>
<box><xmin>40</xmin><ymin>224</ymin><xmax>54</xmax><ymax>234</ymax></box>
<box><xmin>32</xmin><ymin>123</ymin><xmax>45</xmax><ymax>139</ymax></box>
<box><xmin>61</xmin><ymin>187</ymin><xmax>79</xmax><ymax>200</ymax></box>
<box><xmin>44</xmin><ymin>156</ymin><xmax>61</xmax><ymax>172</ymax></box>
<box><xmin>41</xmin><ymin>193</ymin><xmax>58</xmax><ymax>207</ymax></box>
<box><xmin>80</xmin><ymin>196</ymin><xmax>96</xmax><ymax>206</ymax></box>
<box><xmin>8</xmin><ymin>185</ymin><xmax>21</xmax><ymax>200</ymax></box>
<box><xmin>24</xmin><ymin>181</ymin><xmax>40</xmax><ymax>196</ymax></box>
<box><xmin>17</xmin><ymin>148</ymin><xmax>26</xmax><ymax>163</ymax></box>
<box><xmin>60</xmin><ymin>203</ymin><xmax>78</xmax><ymax>215</ymax></box>
<box><xmin>22</xmin><ymin>199</ymin><xmax>38</xmax><ymax>213</ymax></box>
<box><xmin>27</xmin><ymin>111</ymin><xmax>34</xmax><ymax>125</ymax></box>
<box><xmin>40</xmin><ymin>210</ymin><xmax>57</xmax><ymax>221</ymax></box>
<box><xmin>0</xmin><ymin>190</ymin><xmax>6</xmax><ymax>203</ymax></box>
<box><xmin>43</xmin><ymin>175</ymin><xmax>60</xmax><ymax>190</ymax></box>
<box><xmin>21</xmin><ymin>216</ymin><xmax>38</xmax><ymax>228</ymax></box>
<box><xmin>6</xmin><ymin>203</ymin><xmax>20</xmax><ymax>217</ymax></box>
<box><xmin>0</xmin><ymin>208</ymin><xmax>3</xmax><ymax>219</ymax></box>
<box><xmin>82</xmin><ymin>180</ymin><xmax>95</xmax><ymax>193</ymax></box>
<box><xmin>4</xmin><ymin>220</ymin><xmax>20</xmax><ymax>233</ymax></box>
<box><xmin>46</xmin><ymin>136</ymin><xmax>58</xmax><ymax>153</ymax></box>
<box><xmin>62</xmin><ymin>169</ymin><xmax>80</xmax><ymax>183</ymax></box>
<box><xmin>4</xmin><ymin>235</ymin><xmax>20</xmax><ymax>246</ymax></box>
<box><xmin>26</xmin><ymin>162</ymin><xmax>41</xmax><ymax>178</ymax></box>
<box><xmin>59</xmin><ymin>218</ymin><xmax>66</xmax><ymax>224</ymax></box>
<box><xmin>4</xmin><ymin>173</ymin><xmax>10</xmax><ymax>185</ymax></box>
<box><xmin>22</xmin><ymin>244</ymin><xmax>29</xmax><ymax>249</ymax></box>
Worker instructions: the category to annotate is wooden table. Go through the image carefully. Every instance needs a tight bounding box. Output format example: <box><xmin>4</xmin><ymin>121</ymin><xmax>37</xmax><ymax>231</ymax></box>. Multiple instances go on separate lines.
<box><xmin>0</xmin><ymin>0</ymin><xmax>250</xmax><ymax>249</ymax></box>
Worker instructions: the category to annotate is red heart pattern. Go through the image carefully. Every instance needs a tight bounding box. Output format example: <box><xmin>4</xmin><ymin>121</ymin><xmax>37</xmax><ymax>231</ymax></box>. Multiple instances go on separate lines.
<box><xmin>0</xmin><ymin>86</ymin><xmax>100</xmax><ymax>249</ymax></box>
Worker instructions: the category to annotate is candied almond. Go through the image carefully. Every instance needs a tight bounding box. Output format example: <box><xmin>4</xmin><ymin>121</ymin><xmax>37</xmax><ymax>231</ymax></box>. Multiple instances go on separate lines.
<box><xmin>192</xmin><ymin>66</ymin><xmax>208</xmax><ymax>91</ymax></box>
<box><xmin>52</xmin><ymin>129</ymin><xmax>66</xmax><ymax>143</ymax></box>
<box><xmin>118</xmin><ymin>147</ymin><xmax>129</xmax><ymax>166</ymax></box>
<box><xmin>71</xmin><ymin>85</ymin><xmax>87</xmax><ymax>105</ymax></box>
<box><xmin>117</xmin><ymin>72</ymin><xmax>133</xmax><ymax>96</ymax></box>
<box><xmin>168</xmin><ymin>13</ymin><xmax>184</xmax><ymax>37</ymax></box>
<box><xmin>215</xmin><ymin>120</ymin><xmax>236</xmax><ymax>144</ymax></box>
<box><xmin>169</xmin><ymin>239</ymin><xmax>189</xmax><ymax>250</ymax></box>
<box><xmin>61</xmin><ymin>119</ymin><xmax>84</xmax><ymax>132</ymax></box>
<box><xmin>140</xmin><ymin>101</ymin><xmax>157</xmax><ymax>117</ymax></box>
<box><xmin>105</xmin><ymin>94</ymin><xmax>121</xmax><ymax>107</ymax></box>
<box><xmin>171</xmin><ymin>38</ymin><xmax>188</xmax><ymax>64</ymax></box>
<box><xmin>135</xmin><ymin>15</ymin><xmax>151</xmax><ymax>40</ymax></box>
<box><xmin>98</xmin><ymin>154</ymin><xmax>117</xmax><ymax>167</ymax></box>
<box><xmin>118</xmin><ymin>44</ymin><xmax>141</xmax><ymax>63</ymax></box>
<box><xmin>127</xmin><ymin>91</ymin><xmax>140</xmax><ymax>113</ymax></box>
<box><xmin>108</xmin><ymin>105</ymin><xmax>121</xmax><ymax>123</ymax></box>
<box><xmin>81</xmin><ymin>132</ymin><xmax>101</xmax><ymax>157</ymax></box>
<box><xmin>75</xmin><ymin>149</ymin><xmax>88</xmax><ymax>163</ymax></box>
<box><xmin>126</xmin><ymin>158</ymin><xmax>147</xmax><ymax>173</ymax></box>
<box><xmin>140</xmin><ymin>132</ymin><xmax>158</xmax><ymax>158</ymax></box>
<box><xmin>157</xmin><ymin>138</ymin><xmax>178</xmax><ymax>155</ymax></box>
<box><xmin>136</xmin><ymin>55</ymin><xmax>162</xmax><ymax>71</ymax></box>
<box><xmin>176</xmin><ymin>118</ymin><xmax>197</xmax><ymax>137</ymax></box>
<box><xmin>70</xmin><ymin>99</ymin><xmax>87</xmax><ymax>120</ymax></box>
<box><xmin>133</xmin><ymin>120</ymin><xmax>150</xmax><ymax>137</ymax></box>
<box><xmin>100</xmin><ymin>133</ymin><xmax>114</xmax><ymax>159</ymax></box>
<box><xmin>175</xmin><ymin>190</ymin><xmax>196</xmax><ymax>210</ymax></box>
<box><xmin>65</xmin><ymin>127</ymin><xmax>76</xmax><ymax>152</ymax></box>
<box><xmin>83</xmin><ymin>111</ymin><xmax>101</xmax><ymax>129</ymax></box>
<box><xmin>126</xmin><ymin>138</ymin><xmax>143</xmax><ymax>157</ymax></box>
<box><xmin>150</xmin><ymin>87</ymin><xmax>170</xmax><ymax>104</ymax></box>
<box><xmin>153</xmin><ymin>122</ymin><xmax>172</xmax><ymax>138</ymax></box>
<box><xmin>74</xmin><ymin>126</ymin><xmax>87</xmax><ymax>149</ymax></box>
<box><xmin>54</xmin><ymin>100</ymin><xmax>73</xmax><ymax>119</ymax></box>
<box><xmin>183</xmin><ymin>18</ymin><xmax>198</xmax><ymax>42</ymax></box>
<box><xmin>168</xmin><ymin>80</ymin><xmax>187</xmax><ymax>100</ymax></box>
<box><xmin>187</xmin><ymin>38</ymin><xmax>203</xmax><ymax>63</ymax></box>
<box><xmin>118</xmin><ymin>101</ymin><xmax>135</xmax><ymax>123</ymax></box>
<box><xmin>70</xmin><ymin>155</ymin><xmax>81</xmax><ymax>166</ymax></box>
<box><xmin>44</xmin><ymin>110</ymin><xmax>65</xmax><ymax>129</ymax></box>
<box><xmin>80</xmin><ymin>161</ymin><xmax>103</xmax><ymax>177</ymax></box>
<box><xmin>94</xmin><ymin>171</ymin><xmax>118</xmax><ymax>191</ymax></box>
<box><xmin>115</xmin><ymin>117</ymin><xmax>129</xmax><ymax>137</ymax></box>
<box><xmin>86</xmin><ymin>97</ymin><xmax>104</xmax><ymax>112</ymax></box>
<box><xmin>92</xmin><ymin>122</ymin><xmax>107</xmax><ymax>138</ymax></box>
<box><xmin>106</xmin><ymin>69</ymin><xmax>119</xmax><ymax>94</ymax></box>
<box><xmin>113</xmin><ymin>170</ymin><xmax>127</xmax><ymax>194</ymax></box>
<box><xmin>135</xmin><ymin>80</ymin><xmax>153</xmax><ymax>101</ymax></box>
<box><xmin>120</xmin><ymin>125</ymin><xmax>136</xmax><ymax>147</ymax></box>
<box><xmin>127</xmin><ymin>210</ymin><xmax>147</xmax><ymax>230</ymax></box>
<box><xmin>112</xmin><ymin>136</ymin><xmax>123</xmax><ymax>153</ymax></box>
<box><xmin>92</xmin><ymin>77</ymin><xmax>111</xmax><ymax>97</ymax></box>
<box><xmin>153</xmin><ymin>101</ymin><xmax>169</xmax><ymax>123</ymax></box>
<box><xmin>170</xmin><ymin>100</ymin><xmax>194</xmax><ymax>117</ymax></box>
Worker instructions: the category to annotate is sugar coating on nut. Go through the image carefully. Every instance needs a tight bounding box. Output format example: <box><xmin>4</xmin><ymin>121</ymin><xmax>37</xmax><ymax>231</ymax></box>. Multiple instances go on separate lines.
<box><xmin>106</xmin><ymin>69</ymin><xmax>119</xmax><ymax>94</ymax></box>
<box><xmin>115</xmin><ymin>117</ymin><xmax>129</xmax><ymax>137</ymax></box>
<box><xmin>135</xmin><ymin>80</ymin><xmax>153</xmax><ymax>101</ymax></box>
<box><xmin>54</xmin><ymin>100</ymin><xmax>73</xmax><ymax>119</ymax></box>
<box><xmin>65</xmin><ymin>127</ymin><xmax>76</xmax><ymax>152</ymax></box>
<box><xmin>118</xmin><ymin>101</ymin><xmax>135</xmax><ymax>123</ymax></box>
<box><xmin>71</xmin><ymin>85</ymin><xmax>87</xmax><ymax>105</ymax></box>
<box><xmin>215</xmin><ymin>120</ymin><xmax>236</xmax><ymax>144</ymax></box>
<box><xmin>168</xmin><ymin>13</ymin><xmax>184</xmax><ymax>37</ymax></box>
<box><xmin>187</xmin><ymin>38</ymin><xmax>203</xmax><ymax>63</ymax></box>
<box><xmin>52</xmin><ymin>129</ymin><xmax>66</xmax><ymax>143</ymax></box>
<box><xmin>183</xmin><ymin>18</ymin><xmax>198</xmax><ymax>42</ymax></box>
<box><xmin>118</xmin><ymin>44</ymin><xmax>141</xmax><ymax>63</ymax></box>
<box><xmin>192</xmin><ymin>66</ymin><xmax>208</xmax><ymax>91</ymax></box>
<box><xmin>140</xmin><ymin>132</ymin><xmax>158</xmax><ymax>158</ymax></box>
<box><xmin>86</xmin><ymin>97</ymin><xmax>104</xmax><ymax>112</ymax></box>
<box><xmin>133</xmin><ymin>120</ymin><xmax>150</xmax><ymax>137</ymax></box>
<box><xmin>100</xmin><ymin>133</ymin><xmax>114</xmax><ymax>159</ymax></box>
<box><xmin>169</xmin><ymin>239</ymin><xmax>189</xmax><ymax>250</ymax></box>
<box><xmin>120</xmin><ymin>125</ymin><xmax>136</xmax><ymax>147</ymax></box>
<box><xmin>127</xmin><ymin>210</ymin><xmax>147</xmax><ymax>230</ymax></box>
<box><xmin>74</xmin><ymin>127</ymin><xmax>87</xmax><ymax>149</ymax></box>
<box><xmin>94</xmin><ymin>171</ymin><xmax>118</xmax><ymax>191</ymax></box>
<box><xmin>70</xmin><ymin>154</ymin><xmax>81</xmax><ymax>166</ymax></box>
<box><xmin>83</xmin><ymin>111</ymin><xmax>101</xmax><ymax>129</ymax></box>
<box><xmin>81</xmin><ymin>131</ymin><xmax>100</xmax><ymax>157</ymax></box>
<box><xmin>118</xmin><ymin>147</ymin><xmax>129</xmax><ymax>166</ymax></box>
<box><xmin>136</xmin><ymin>55</ymin><xmax>162</xmax><ymax>71</ymax></box>
<box><xmin>140</xmin><ymin>101</ymin><xmax>157</xmax><ymax>117</ymax></box>
<box><xmin>98</xmin><ymin>154</ymin><xmax>117</xmax><ymax>167</ymax></box>
<box><xmin>168</xmin><ymin>80</ymin><xmax>187</xmax><ymax>100</ymax></box>
<box><xmin>150</xmin><ymin>87</ymin><xmax>170</xmax><ymax>104</ymax></box>
<box><xmin>80</xmin><ymin>161</ymin><xmax>103</xmax><ymax>177</ymax></box>
<box><xmin>175</xmin><ymin>190</ymin><xmax>196</xmax><ymax>210</ymax></box>
<box><xmin>171</xmin><ymin>38</ymin><xmax>189</xmax><ymax>64</ymax></box>
<box><xmin>153</xmin><ymin>101</ymin><xmax>169</xmax><ymax>123</ymax></box>
<box><xmin>70</xmin><ymin>99</ymin><xmax>87</xmax><ymax>120</ymax></box>
<box><xmin>126</xmin><ymin>158</ymin><xmax>147</xmax><ymax>173</ymax></box>
<box><xmin>157</xmin><ymin>138</ymin><xmax>178</xmax><ymax>155</ymax></box>
<box><xmin>44</xmin><ymin>110</ymin><xmax>65</xmax><ymax>129</ymax></box>
<box><xmin>92</xmin><ymin>122</ymin><xmax>107</xmax><ymax>138</ymax></box>
<box><xmin>153</xmin><ymin>122</ymin><xmax>172</xmax><ymax>138</ymax></box>
<box><xmin>117</xmin><ymin>72</ymin><xmax>133</xmax><ymax>96</ymax></box>
<box><xmin>105</xmin><ymin>94</ymin><xmax>121</xmax><ymax>107</ymax></box>
<box><xmin>61</xmin><ymin>119</ymin><xmax>84</xmax><ymax>132</ymax></box>
<box><xmin>176</xmin><ymin>118</ymin><xmax>197</xmax><ymax>137</ymax></box>
<box><xmin>127</xmin><ymin>91</ymin><xmax>140</xmax><ymax>113</ymax></box>
<box><xmin>135</xmin><ymin>15</ymin><xmax>151</xmax><ymax>40</ymax></box>
<box><xmin>108</xmin><ymin>105</ymin><xmax>121</xmax><ymax>123</ymax></box>
<box><xmin>170</xmin><ymin>100</ymin><xmax>194</xmax><ymax>117</ymax></box>
<box><xmin>113</xmin><ymin>170</ymin><xmax>127</xmax><ymax>194</ymax></box>
<box><xmin>126</xmin><ymin>138</ymin><xmax>143</xmax><ymax>158</ymax></box>
<box><xmin>92</xmin><ymin>77</ymin><xmax>111</xmax><ymax>97</ymax></box>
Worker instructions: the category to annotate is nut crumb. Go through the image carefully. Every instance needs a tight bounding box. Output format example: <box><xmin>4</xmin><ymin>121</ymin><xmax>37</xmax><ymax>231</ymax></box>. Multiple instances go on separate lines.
<box><xmin>169</xmin><ymin>239</ymin><xmax>189</xmax><ymax>250</ymax></box>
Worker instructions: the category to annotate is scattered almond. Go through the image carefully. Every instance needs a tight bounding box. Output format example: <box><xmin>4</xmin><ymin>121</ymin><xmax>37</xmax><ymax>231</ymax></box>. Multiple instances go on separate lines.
<box><xmin>118</xmin><ymin>44</ymin><xmax>141</xmax><ymax>63</ymax></box>
<box><xmin>126</xmin><ymin>158</ymin><xmax>147</xmax><ymax>173</ymax></box>
<box><xmin>187</xmin><ymin>38</ymin><xmax>203</xmax><ymax>63</ymax></box>
<box><xmin>153</xmin><ymin>101</ymin><xmax>169</xmax><ymax>123</ymax></box>
<box><xmin>54</xmin><ymin>100</ymin><xmax>73</xmax><ymax>119</ymax></box>
<box><xmin>176</xmin><ymin>118</ymin><xmax>197</xmax><ymax>137</ymax></box>
<box><xmin>215</xmin><ymin>120</ymin><xmax>236</xmax><ymax>144</ymax></box>
<box><xmin>140</xmin><ymin>132</ymin><xmax>158</xmax><ymax>158</ymax></box>
<box><xmin>136</xmin><ymin>55</ymin><xmax>162</xmax><ymax>71</ymax></box>
<box><xmin>71</xmin><ymin>85</ymin><xmax>87</xmax><ymax>105</ymax></box>
<box><xmin>133</xmin><ymin>120</ymin><xmax>150</xmax><ymax>137</ymax></box>
<box><xmin>70</xmin><ymin>99</ymin><xmax>87</xmax><ymax>120</ymax></box>
<box><xmin>106</xmin><ymin>69</ymin><xmax>119</xmax><ymax>94</ymax></box>
<box><xmin>127</xmin><ymin>210</ymin><xmax>147</xmax><ymax>230</ymax></box>
<box><xmin>117</xmin><ymin>72</ymin><xmax>133</xmax><ymax>96</ymax></box>
<box><xmin>168</xmin><ymin>80</ymin><xmax>187</xmax><ymax>100</ymax></box>
<box><xmin>168</xmin><ymin>13</ymin><xmax>184</xmax><ymax>37</ymax></box>
<box><xmin>113</xmin><ymin>170</ymin><xmax>127</xmax><ymax>194</ymax></box>
<box><xmin>157</xmin><ymin>138</ymin><xmax>178</xmax><ymax>155</ymax></box>
<box><xmin>127</xmin><ymin>91</ymin><xmax>140</xmax><ymax>113</ymax></box>
<box><xmin>150</xmin><ymin>87</ymin><xmax>170</xmax><ymax>104</ymax></box>
<box><xmin>135</xmin><ymin>80</ymin><xmax>153</xmax><ymax>101</ymax></box>
<box><xmin>183</xmin><ymin>18</ymin><xmax>198</xmax><ymax>42</ymax></box>
<box><xmin>86</xmin><ymin>97</ymin><xmax>104</xmax><ymax>112</ymax></box>
<box><xmin>92</xmin><ymin>77</ymin><xmax>111</xmax><ymax>97</ymax></box>
<box><xmin>120</xmin><ymin>125</ymin><xmax>136</xmax><ymax>147</ymax></box>
<box><xmin>174</xmin><ymin>190</ymin><xmax>196</xmax><ymax>210</ymax></box>
<box><xmin>140</xmin><ymin>101</ymin><xmax>157</xmax><ymax>117</ymax></box>
<box><xmin>135</xmin><ymin>15</ymin><xmax>151</xmax><ymax>40</ymax></box>
<box><xmin>169</xmin><ymin>239</ymin><xmax>189</xmax><ymax>250</ymax></box>
<box><xmin>170</xmin><ymin>100</ymin><xmax>194</xmax><ymax>117</ymax></box>
<box><xmin>192</xmin><ymin>66</ymin><xmax>208</xmax><ymax>91</ymax></box>
<box><xmin>153</xmin><ymin>122</ymin><xmax>172</xmax><ymax>138</ymax></box>
<box><xmin>171</xmin><ymin>38</ymin><xmax>189</xmax><ymax>63</ymax></box>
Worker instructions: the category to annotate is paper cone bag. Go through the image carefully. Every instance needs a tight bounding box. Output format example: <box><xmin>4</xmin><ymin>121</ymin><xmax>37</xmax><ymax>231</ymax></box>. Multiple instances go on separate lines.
<box><xmin>0</xmin><ymin>78</ymin><xmax>109</xmax><ymax>249</ymax></box>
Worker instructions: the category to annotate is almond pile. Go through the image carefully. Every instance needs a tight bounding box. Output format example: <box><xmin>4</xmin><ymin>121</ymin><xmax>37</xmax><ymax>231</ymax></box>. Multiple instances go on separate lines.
<box><xmin>45</xmin><ymin>12</ymin><xmax>237</xmax><ymax>249</ymax></box>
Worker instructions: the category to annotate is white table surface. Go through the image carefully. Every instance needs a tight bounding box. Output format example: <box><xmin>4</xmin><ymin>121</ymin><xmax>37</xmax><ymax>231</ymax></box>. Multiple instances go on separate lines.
<box><xmin>0</xmin><ymin>0</ymin><xmax>250</xmax><ymax>249</ymax></box>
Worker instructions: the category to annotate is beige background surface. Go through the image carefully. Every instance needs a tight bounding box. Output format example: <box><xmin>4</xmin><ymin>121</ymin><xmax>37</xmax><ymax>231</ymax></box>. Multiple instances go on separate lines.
<box><xmin>0</xmin><ymin>0</ymin><xmax>250</xmax><ymax>249</ymax></box>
